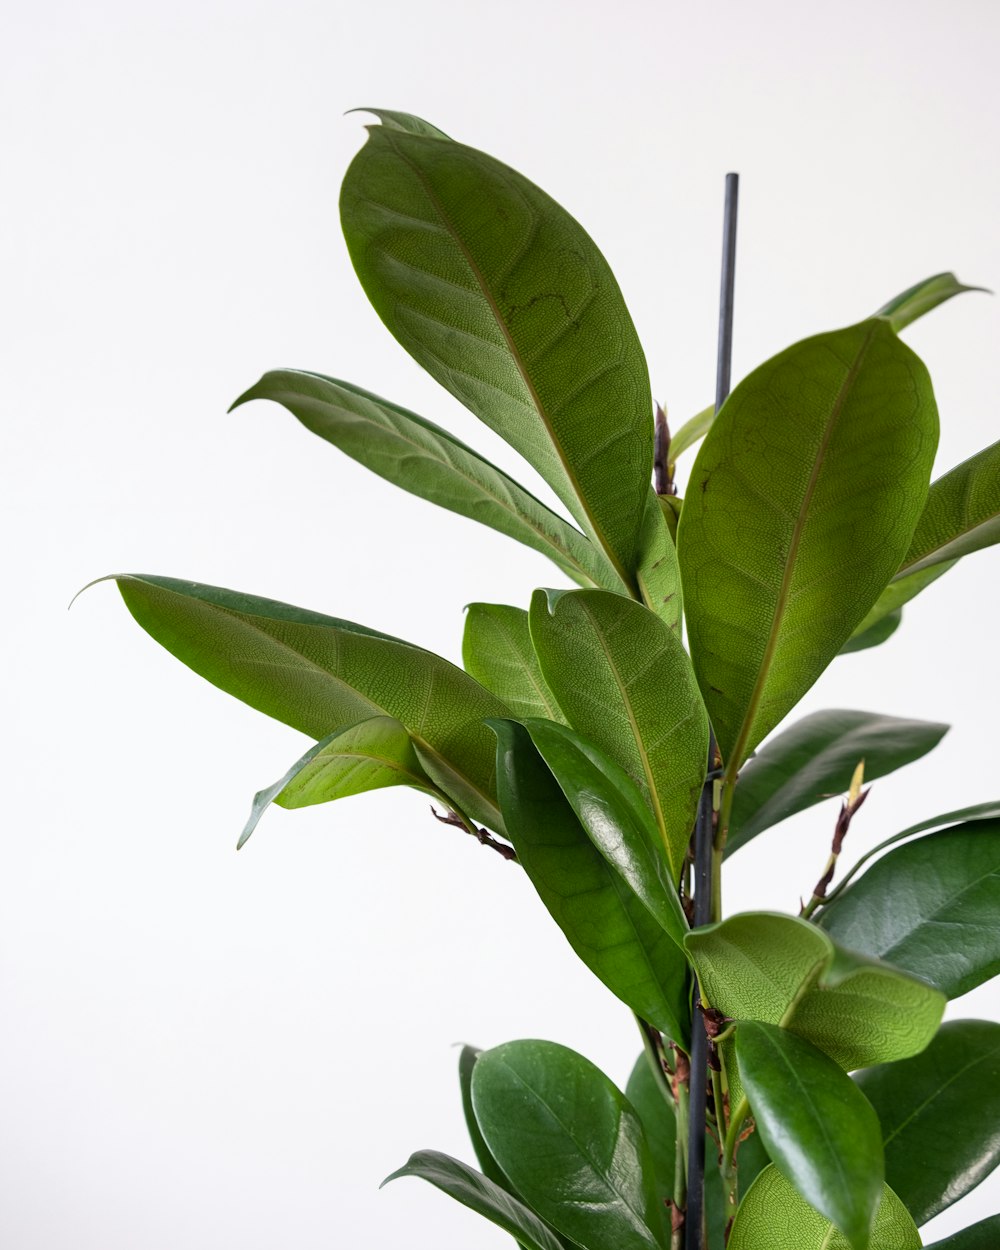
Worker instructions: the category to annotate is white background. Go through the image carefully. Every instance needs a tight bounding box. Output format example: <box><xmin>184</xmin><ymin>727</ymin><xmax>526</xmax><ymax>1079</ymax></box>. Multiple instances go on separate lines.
<box><xmin>3</xmin><ymin>1</ymin><xmax>999</xmax><ymax>1246</ymax></box>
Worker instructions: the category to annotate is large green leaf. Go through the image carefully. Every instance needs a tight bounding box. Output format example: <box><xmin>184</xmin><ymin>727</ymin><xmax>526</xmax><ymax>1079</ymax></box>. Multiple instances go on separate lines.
<box><xmin>528</xmin><ymin>588</ymin><xmax>708</xmax><ymax>879</ymax></box>
<box><xmin>381</xmin><ymin>1149</ymin><xmax>564</xmax><ymax>1250</ymax></box>
<box><xmin>736</xmin><ymin>1022</ymin><xmax>883</xmax><ymax>1250</ymax></box>
<box><xmin>463</xmin><ymin>604</ymin><xmax>564</xmax><ymax>722</ymax></box>
<box><xmin>728</xmin><ymin>1167</ymin><xmax>920</xmax><ymax>1250</ymax></box>
<box><xmin>819</xmin><ymin>822</ymin><xmax>1000</xmax><ymax>999</ymax></box>
<box><xmin>340</xmin><ymin>113</ymin><xmax>653</xmax><ymax>585</ymax></box>
<box><xmin>924</xmin><ymin>1216</ymin><xmax>1000</xmax><ymax>1250</ymax></box>
<box><xmin>458</xmin><ymin>1047</ymin><xmax>514</xmax><ymax>1195</ymax></box>
<box><xmin>491</xmin><ymin>720</ymin><xmax>689</xmax><ymax>1041</ymax></box>
<box><xmin>900</xmin><ymin>438</ymin><xmax>1000</xmax><ymax>576</ymax></box>
<box><xmin>110</xmin><ymin>574</ymin><xmax>507</xmax><ymax>830</ymax></box>
<box><xmin>471</xmin><ymin>1040</ymin><xmax>665</xmax><ymax>1250</ymax></box>
<box><xmin>726</xmin><ymin>709</ymin><xmax>948</xmax><ymax>856</ymax></box>
<box><xmin>874</xmin><ymin>272</ymin><xmax>985</xmax><ymax>333</ymax></box>
<box><xmin>232</xmin><ymin>371</ymin><xmax>623</xmax><ymax>591</ymax></box>
<box><xmin>855</xmin><ymin>1020</ymin><xmax>1000</xmax><ymax>1226</ymax></box>
<box><xmin>677</xmin><ymin>319</ymin><xmax>938</xmax><ymax>771</ymax></box>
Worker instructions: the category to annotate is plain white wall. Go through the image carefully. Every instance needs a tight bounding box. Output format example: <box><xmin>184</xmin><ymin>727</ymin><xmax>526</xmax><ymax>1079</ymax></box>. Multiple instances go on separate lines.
<box><xmin>3</xmin><ymin>0</ymin><xmax>999</xmax><ymax>1246</ymax></box>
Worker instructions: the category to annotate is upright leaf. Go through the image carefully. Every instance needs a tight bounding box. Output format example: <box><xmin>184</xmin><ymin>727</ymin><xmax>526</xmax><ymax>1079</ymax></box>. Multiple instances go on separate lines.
<box><xmin>677</xmin><ymin>319</ymin><xmax>938</xmax><ymax>770</ymax></box>
<box><xmin>874</xmin><ymin>272</ymin><xmax>986</xmax><ymax>333</ymax></box>
<box><xmin>634</xmin><ymin>491</ymin><xmax>684</xmax><ymax>632</ymax></box>
<box><xmin>899</xmin><ymin>438</ymin><xmax>1000</xmax><ymax>576</ymax></box>
<box><xmin>340</xmin><ymin>114</ymin><xmax>654</xmax><ymax>584</ymax></box>
<box><xmin>458</xmin><ymin>1046</ymin><xmax>514</xmax><ymax>1194</ymax></box>
<box><xmin>463</xmin><ymin>604</ymin><xmax>564</xmax><ymax>722</ymax></box>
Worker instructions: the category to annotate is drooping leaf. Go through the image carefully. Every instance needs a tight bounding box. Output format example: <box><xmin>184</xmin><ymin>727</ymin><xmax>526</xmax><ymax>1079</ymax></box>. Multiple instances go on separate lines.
<box><xmin>471</xmin><ymin>1040</ymin><xmax>666</xmax><ymax>1250</ymax></box>
<box><xmin>726</xmin><ymin>709</ymin><xmax>949</xmax><ymax>856</ymax></box>
<box><xmin>381</xmin><ymin>1149</ymin><xmax>564</xmax><ymax>1250</ymax></box>
<box><xmin>238</xmin><ymin>714</ymin><xmax>444</xmax><ymax>848</ymax></box>
<box><xmin>528</xmin><ymin>588</ymin><xmax>708</xmax><ymax>879</ymax></box>
<box><xmin>341</xmin><ymin>113</ymin><xmax>654</xmax><ymax>586</ymax></box>
<box><xmin>819</xmin><ymin>822</ymin><xmax>1000</xmax><ymax>999</ymax></box>
<box><xmin>491</xmin><ymin>720</ymin><xmax>689</xmax><ymax>1042</ymax></box>
<box><xmin>736</xmin><ymin>1022</ymin><xmax>883</xmax><ymax>1250</ymax></box>
<box><xmin>232</xmin><ymin>371</ymin><xmax>623</xmax><ymax>591</ymax></box>
<box><xmin>923</xmin><ymin>1215</ymin><xmax>1000</xmax><ymax>1250</ymax></box>
<box><xmin>109</xmin><ymin>574</ymin><xmax>507</xmax><ymax>830</ymax></box>
<box><xmin>728</xmin><ymin>1167</ymin><xmax>920</xmax><ymax>1250</ymax></box>
<box><xmin>874</xmin><ymin>272</ymin><xmax>986</xmax><ymax>334</ymax></box>
<box><xmin>838</xmin><ymin>607</ymin><xmax>902</xmax><ymax>654</ymax></box>
<box><xmin>463</xmin><ymin>604</ymin><xmax>564</xmax><ymax>722</ymax></box>
<box><xmin>634</xmin><ymin>491</ymin><xmax>684</xmax><ymax>632</ymax></box>
<box><xmin>855</xmin><ymin>1020</ymin><xmax>1000</xmax><ymax>1227</ymax></box>
<box><xmin>677</xmin><ymin>318</ymin><xmax>938</xmax><ymax>771</ymax></box>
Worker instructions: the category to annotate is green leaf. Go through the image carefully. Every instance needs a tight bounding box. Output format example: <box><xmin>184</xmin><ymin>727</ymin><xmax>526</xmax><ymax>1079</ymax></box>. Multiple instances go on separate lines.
<box><xmin>844</xmin><ymin>561</ymin><xmax>955</xmax><ymax>645</ymax></box>
<box><xmin>855</xmin><ymin>1020</ymin><xmax>1000</xmax><ymax>1226</ymax></box>
<box><xmin>728</xmin><ymin>1167</ymin><xmax>920</xmax><ymax>1250</ymax></box>
<box><xmin>726</xmin><ymin>709</ymin><xmax>949</xmax><ymax>856</ymax></box>
<box><xmin>340</xmin><ymin>114</ymin><xmax>654</xmax><ymax>585</ymax></box>
<box><xmin>900</xmin><ymin>438</ymin><xmax>1000</xmax><ymax>576</ymax></box>
<box><xmin>528</xmin><ymin>588</ymin><xmax>709</xmax><ymax>880</ymax></box>
<box><xmin>471</xmin><ymin>1040</ymin><xmax>665</xmax><ymax>1250</ymax></box>
<box><xmin>232</xmin><ymin>371</ymin><xmax>623</xmax><ymax>592</ymax></box>
<box><xmin>458</xmin><ymin>1046</ymin><xmax>515</xmax><ymax>1194</ymax></box>
<box><xmin>677</xmin><ymin>319</ymin><xmax>938</xmax><ymax>771</ymax></box>
<box><xmin>736</xmin><ymin>1022</ymin><xmax>883</xmax><ymax>1250</ymax></box>
<box><xmin>238</xmin><ymin>715</ymin><xmax>444</xmax><ymax>848</ymax></box>
<box><xmin>463</xmin><ymin>604</ymin><xmax>564</xmax><ymax>722</ymax></box>
<box><xmin>381</xmin><ymin>1149</ymin><xmax>564</xmax><ymax>1250</ymax></box>
<box><xmin>838</xmin><ymin>607</ymin><xmax>902</xmax><ymax>654</ymax></box>
<box><xmin>490</xmin><ymin>719</ymin><xmax>689</xmax><ymax>1043</ymax></box>
<box><xmin>635</xmin><ymin>491</ymin><xmax>684</xmax><ymax>633</ymax></box>
<box><xmin>923</xmin><ymin>1215</ymin><xmax>1000</xmax><ymax>1250</ymax></box>
<box><xmin>110</xmin><ymin>574</ymin><xmax>508</xmax><ymax>830</ymax></box>
<box><xmin>667</xmin><ymin>403</ymin><xmax>715</xmax><ymax>466</ymax></box>
<box><xmin>874</xmin><ymin>272</ymin><xmax>987</xmax><ymax>334</ymax></box>
<box><xmin>819</xmin><ymin>822</ymin><xmax>1000</xmax><ymax>999</ymax></box>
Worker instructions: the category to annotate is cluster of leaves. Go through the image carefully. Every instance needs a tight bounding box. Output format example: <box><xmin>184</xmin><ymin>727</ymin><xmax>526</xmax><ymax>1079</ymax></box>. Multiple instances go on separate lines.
<box><xmin>102</xmin><ymin>112</ymin><xmax>1000</xmax><ymax>1248</ymax></box>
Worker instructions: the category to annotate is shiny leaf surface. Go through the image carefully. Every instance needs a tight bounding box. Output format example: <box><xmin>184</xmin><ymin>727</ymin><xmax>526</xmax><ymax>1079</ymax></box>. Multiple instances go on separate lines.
<box><xmin>463</xmin><ymin>604</ymin><xmax>564</xmax><ymax>722</ymax></box>
<box><xmin>458</xmin><ymin>1047</ymin><xmax>514</xmax><ymax>1194</ymax></box>
<box><xmin>923</xmin><ymin>1216</ymin><xmax>1000</xmax><ymax>1250</ymax></box>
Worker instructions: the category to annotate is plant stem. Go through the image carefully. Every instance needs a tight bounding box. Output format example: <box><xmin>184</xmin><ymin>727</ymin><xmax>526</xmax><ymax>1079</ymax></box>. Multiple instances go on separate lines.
<box><xmin>720</xmin><ymin>1095</ymin><xmax>749</xmax><ymax>1223</ymax></box>
<box><xmin>673</xmin><ymin>1076</ymin><xmax>690</xmax><ymax>1250</ymax></box>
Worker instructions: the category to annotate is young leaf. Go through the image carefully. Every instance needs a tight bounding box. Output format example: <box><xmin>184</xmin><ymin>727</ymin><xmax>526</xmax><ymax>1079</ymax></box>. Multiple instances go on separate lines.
<box><xmin>110</xmin><ymin>574</ymin><xmax>507</xmax><ymax>830</ymax></box>
<box><xmin>666</xmin><ymin>403</ymin><xmax>715</xmax><ymax>466</ymax></box>
<box><xmin>819</xmin><ymin>822</ymin><xmax>1000</xmax><ymax>998</ymax></box>
<box><xmin>634</xmin><ymin>491</ymin><xmax>684</xmax><ymax>632</ymax></box>
<box><xmin>238</xmin><ymin>715</ymin><xmax>444</xmax><ymax>848</ymax></box>
<box><xmin>726</xmin><ymin>709</ymin><xmax>949</xmax><ymax>856</ymax></box>
<box><xmin>855</xmin><ymin>1020</ymin><xmax>1000</xmax><ymax>1226</ymax></box>
<box><xmin>528</xmin><ymin>588</ymin><xmax>709</xmax><ymax>880</ymax></box>
<box><xmin>677</xmin><ymin>318</ymin><xmax>938</xmax><ymax>771</ymax></box>
<box><xmin>232</xmin><ymin>371</ymin><xmax>624</xmax><ymax>592</ymax></box>
<box><xmin>490</xmin><ymin>720</ymin><xmax>689</xmax><ymax>1044</ymax></box>
<box><xmin>728</xmin><ymin>1167</ymin><xmax>920</xmax><ymax>1250</ymax></box>
<box><xmin>340</xmin><ymin>114</ymin><xmax>654</xmax><ymax>586</ymax></box>
<box><xmin>463</xmin><ymin>604</ymin><xmax>564</xmax><ymax>722</ymax></box>
<box><xmin>923</xmin><ymin>1216</ymin><xmax>1000</xmax><ymax>1250</ymax></box>
<box><xmin>381</xmin><ymin>1149</ymin><xmax>564</xmax><ymax>1250</ymax></box>
<box><xmin>736</xmin><ymin>1022</ymin><xmax>883</xmax><ymax>1250</ymax></box>
<box><xmin>471</xmin><ymin>1040</ymin><xmax>666</xmax><ymax>1250</ymax></box>
<box><xmin>874</xmin><ymin>272</ymin><xmax>986</xmax><ymax>333</ymax></box>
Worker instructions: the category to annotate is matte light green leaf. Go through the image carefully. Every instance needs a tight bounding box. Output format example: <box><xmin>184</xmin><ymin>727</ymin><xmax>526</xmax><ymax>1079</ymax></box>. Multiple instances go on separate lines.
<box><xmin>232</xmin><ymin>371</ymin><xmax>623</xmax><ymax>592</ymax></box>
<box><xmin>490</xmin><ymin>720</ymin><xmax>689</xmax><ymax>1043</ymax></box>
<box><xmin>875</xmin><ymin>272</ymin><xmax>986</xmax><ymax>334</ymax></box>
<box><xmin>737</xmin><ymin>1022</ymin><xmax>883</xmax><ymax>1250</ymax></box>
<box><xmin>528</xmin><ymin>588</ymin><xmax>709</xmax><ymax>880</ymax></box>
<box><xmin>110</xmin><ymin>574</ymin><xmax>507</xmax><ymax>831</ymax></box>
<box><xmin>458</xmin><ymin>1047</ymin><xmax>515</xmax><ymax>1195</ymax></box>
<box><xmin>667</xmin><ymin>403</ymin><xmax>715</xmax><ymax>466</ymax></box>
<box><xmin>819</xmin><ymin>822</ymin><xmax>1000</xmax><ymax>999</ymax></box>
<box><xmin>838</xmin><ymin>607</ymin><xmax>902</xmax><ymax>654</ymax></box>
<box><xmin>634</xmin><ymin>491</ymin><xmax>684</xmax><ymax>632</ymax></box>
<box><xmin>463</xmin><ymin>605</ymin><xmax>564</xmax><ymax>722</ymax></box>
<box><xmin>855</xmin><ymin>1020</ymin><xmax>1000</xmax><ymax>1226</ymax></box>
<box><xmin>471</xmin><ymin>1040</ymin><xmax>665</xmax><ymax>1250</ymax></box>
<box><xmin>238</xmin><ymin>715</ymin><xmax>443</xmax><ymax>848</ymax></box>
<box><xmin>340</xmin><ymin>114</ymin><xmax>653</xmax><ymax>586</ymax></box>
<box><xmin>381</xmin><ymin>1149</ymin><xmax>564</xmax><ymax>1250</ymax></box>
<box><xmin>728</xmin><ymin>1167</ymin><xmax>920</xmax><ymax>1250</ymax></box>
<box><xmin>923</xmin><ymin>1216</ymin><xmax>1000</xmax><ymax>1250</ymax></box>
<box><xmin>677</xmin><ymin>319</ymin><xmax>938</xmax><ymax>771</ymax></box>
<box><xmin>726</xmin><ymin>709</ymin><xmax>949</xmax><ymax>856</ymax></box>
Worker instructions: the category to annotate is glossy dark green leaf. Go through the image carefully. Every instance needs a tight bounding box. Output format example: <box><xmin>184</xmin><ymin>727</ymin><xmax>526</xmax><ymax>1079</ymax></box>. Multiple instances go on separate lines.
<box><xmin>838</xmin><ymin>607</ymin><xmax>902</xmax><ymax>654</ymax></box>
<box><xmin>471</xmin><ymin>1040</ymin><xmax>665</xmax><ymax>1250</ymax></box>
<box><xmin>458</xmin><ymin>1046</ymin><xmax>515</xmax><ymax>1192</ymax></box>
<box><xmin>529</xmin><ymin>588</ymin><xmax>708</xmax><ymax>880</ymax></box>
<box><xmin>381</xmin><ymin>1149</ymin><xmax>563</xmax><ymax>1250</ymax></box>
<box><xmin>341</xmin><ymin>113</ymin><xmax>653</xmax><ymax>585</ymax></box>
<box><xmin>109</xmin><ymin>574</ymin><xmax>507</xmax><ymax>830</ymax></box>
<box><xmin>923</xmin><ymin>1215</ymin><xmax>1000</xmax><ymax>1250</ymax></box>
<box><xmin>238</xmin><ymin>715</ymin><xmax>444</xmax><ymax>848</ymax></box>
<box><xmin>726</xmin><ymin>709</ymin><xmax>948</xmax><ymax>856</ymax></box>
<box><xmin>677</xmin><ymin>319</ymin><xmax>938</xmax><ymax>771</ymax></box>
<box><xmin>855</xmin><ymin>1020</ymin><xmax>1000</xmax><ymax>1226</ymax></box>
<box><xmin>820</xmin><ymin>822</ymin><xmax>1000</xmax><ymax>998</ymax></box>
<box><xmin>490</xmin><ymin>720</ymin><xmax>689</xmax><ymax>1043</ymax></box>
<box><xmin>463</xmin><ymin>604</ymin><xmax>564</xmax><ymax>722</ymax></box>
<box><xmin>737</xmin><ymin>1022</ymin><xmax>883</xmax><ymax>1250</ymax></box>
<box><xmin>874</xmin><ymin>272</ymin><xmax>986</xmax><ymax>333</ymax></box>
<box><xmin>232</xmin><ymin>371</ymin><xmax>623</xmax><ymax>591</ymax></box>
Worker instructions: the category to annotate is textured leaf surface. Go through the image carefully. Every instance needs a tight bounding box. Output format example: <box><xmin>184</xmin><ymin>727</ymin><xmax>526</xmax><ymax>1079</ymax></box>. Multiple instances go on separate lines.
<box><xmin>112</xmin><ymin>574</ymin><xmax>507</xmax><ymax>830</ymax></box>
<box><xmin>900</xmin><ymin>438</ymin><xmax>1000</xmax><ymax>576</ymax></box>
<box><xmin>529</xmin><ymin>588</ymin><xmax>708</xmax><ymax>879</ymax></box>
<box><xmin>232</xmin><ymin>370</ymin><xmax>622</xmax><ymax>590</ymax></box>
<box><xmin>819</xmin><ymin>822</ymin><xmax>1000</xmax><ymax>999</ymax></box>
<box><xmin>341</xmin><ymin>114</ymin><xmax>653</xmax><ymax>583</ymax></box>
<box><xmin>875</xmin><ymin>272</ymin><xmax>985</xmax><ymax>333</ymax></box>
<box><xmin>923</xmin><ymin>1215</ymin><xmax>1000</xmax><ymax>1249</ymax></box>
<box><xmin>727</xmin><ymin>709</ymin><xmax>948</xmax><ymax>856</ymax></box>
<box><xmin>463</xmin><ymin>604</ymin><xmax>564</xmax><ymax>722</ymax></box>
<box><xmin>635</xmin><ymin>491</ymin><xmax>684</xmax><ymax>632</ymax></box>
<box><xmin>677</xmin><ymin>319</ymin><xmax>938</xmax><ymax>770</ymax></box>
<box><xmin>472</xmin><ymin>1041</ymin><xmax>665</xmax><ymax>1250</ymax></box>
<box><xmin>855</xmin><ymin>1020</ymin><xmax>1000</xmax><ymax>1226</ymax></box>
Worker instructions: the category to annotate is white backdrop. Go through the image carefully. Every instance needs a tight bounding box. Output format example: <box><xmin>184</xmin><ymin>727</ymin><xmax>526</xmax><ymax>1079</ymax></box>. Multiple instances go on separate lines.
<box><xmin>3</xmin><ymin>1</ymin><xmax>999</xmax><ymax>1246</ymax></box>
